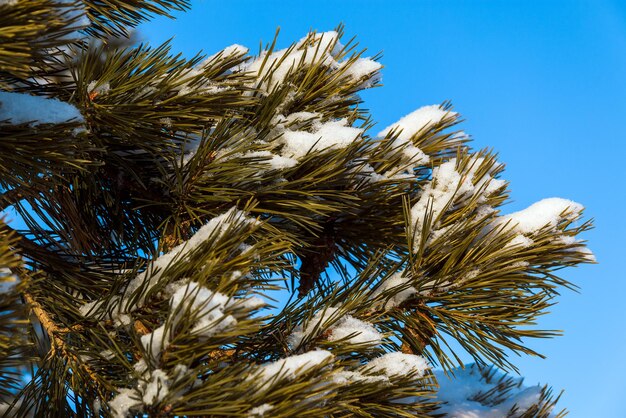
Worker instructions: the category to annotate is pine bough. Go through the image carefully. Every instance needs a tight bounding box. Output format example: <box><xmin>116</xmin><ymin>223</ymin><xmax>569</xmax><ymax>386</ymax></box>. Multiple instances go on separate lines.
<box><xmin>0</xmin><ymin>1</ymin><xmax>593</xmax><ymax>417</ymax></box>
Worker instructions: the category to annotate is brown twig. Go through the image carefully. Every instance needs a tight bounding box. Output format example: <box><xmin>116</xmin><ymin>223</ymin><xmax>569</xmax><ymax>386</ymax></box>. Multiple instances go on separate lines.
<box><xmin>23</xmin><ymin>291</ymin><xmax>105</xmax><ymax>393</ymax></box>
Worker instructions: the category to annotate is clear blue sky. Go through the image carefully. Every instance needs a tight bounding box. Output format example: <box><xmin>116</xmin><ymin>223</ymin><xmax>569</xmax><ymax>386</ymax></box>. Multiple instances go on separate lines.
<box><xmin>139</xmin><ymin>1</ymin><xmax>626</xmax><ymax>415</ymax></box>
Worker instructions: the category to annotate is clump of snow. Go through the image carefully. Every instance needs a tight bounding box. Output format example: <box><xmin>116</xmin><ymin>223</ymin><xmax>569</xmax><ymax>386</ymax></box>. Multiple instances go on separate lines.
<box><xmin>409</xmin><ymin>157</ymin><xmax>505</xmax><ymax>252</ymax></box>
<box><xmin>178</xmin><ymin>82</ymin><xmax>230</xmax><ymax>97</ymax></box>
<box><xmin>176</xmin><ymin>45</ymin><xmax>247</xmax><ymax>96</ymax></box>
<box><xmin>328</xmin><ymin>315</ymin><xmax>382</xmax><ymax>344</ymax></box>
<box><xmin>0</xmin><ymin>91</ymin><xmax>83</xmax><ymax>125</ymax></box>
<box><xmin>410</xmin><ymin>161</ymin><xmax>463</xmax><ymax>248</ymax></box>
<box><xmin>141</xmin><ymin>281</ymin><xmax>256</xmax><ymax>362</ymax></box>
<box><xmin>493</xmin><ymin>198</ymin><xmax>594</xmax><ymax>258</ymax></box>
<box><xmin>248</xmin><ymin>403</ymin><xmax>274</xmax><ymax>417</ymax></box>
<box><xmin>257</xmin><ymin>350</ymin><xmax>334</xmax><ymax>384</ymax></box>
<box><xmin>109</xmin><ymin>388</ymin><xmax>141</xmax><ymax>418</ymax></box>
<box><xmin>558</xmin><ymin>235</ymin><xmax>596</xmax><ymax>262</ymax></box>
<box><xmin>170</xmin><ymin>281</ymin><xmax>238</xmax><ymax>337</ymax></box>
<box><xmin>109</xmin><ymin>369</ymin><xmax>173</xmax><ymax>417</ymax></box>
<box><xmin>141</xmin><ymin>369</ymin><xmax>170</xmax><ymax>405</ymax></box>
<box><xmin>370</xmin><ymin>273</ymin><xmax>417</xmax><ymax>310</ymax></box>
<box><xmin>506</xmin><ymin>234</ymin><xmax>534</xmax><ymax>248</ymax></box>
<box><xmin>279</xmin><ymin>118</ymin><xmax>363</xmax><ymax>160</ymax></box>
<box><xmin>578</xmin><ymin>246</ymin><xmax>596</xmax><ymax>262</ymax></box>
<box><xmin>141</xmin><ymin>324</ymin><xmax>168</xmax><ymax>361</ymax></box>
<box><xmin>369</xmin><ymin>105</ymin><xmax>461</xmax><ymax>182</ymax></box>
<box><xmin>340</xmin><ymin>57</ymin><xmax>383</xmax><ymax>88</ymax></box>
<box><xmin>434</xmin><ymin>364</ymin><xmax>547</xmax><ymax>418</ymax></box>
<box><xmin>497</xmin><ymin>198</ymin><xmax>583</xmax><ymax>235</ymax></box>
<box><xmin>378</xmin><ymin>105</ymin><xmax>455</xmax><ymax>140</ymax></box>
<box><xmin>290</xmin><ymin>307</ymin><xmax>382</xmax><ymax>347</ymax></box>
<box><xmin>332</xmin><ymin>370</ymin><xmax>390</xmax><ymax>386</ymax></box>
<box><xmin>366</xmin><ymin>352</ymin><xmax>429</xmax><ymax>378</ymax></box>
<box><xmin>206</xmin><ymin>44</ymin><xmax>249</xmax><ymax>62</ymax></box>
<box><xmin>242</xmin><ymin>31</ymin><xmax>341</xmax><ymax>92</ymax></box>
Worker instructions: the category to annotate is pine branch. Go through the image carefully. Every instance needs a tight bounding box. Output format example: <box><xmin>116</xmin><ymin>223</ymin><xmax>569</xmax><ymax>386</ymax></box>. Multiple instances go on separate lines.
<box><xmin>0</xmin><ymin>4</ymin><xmax>594</xmax><ymax>414</ymax></box>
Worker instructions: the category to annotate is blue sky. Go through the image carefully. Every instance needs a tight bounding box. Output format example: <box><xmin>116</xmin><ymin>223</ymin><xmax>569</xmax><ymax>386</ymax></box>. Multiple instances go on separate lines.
<box><xmin>139</xmin><ymin>1</ymin><xmax>626</xmax><ymax>415</ymax></box>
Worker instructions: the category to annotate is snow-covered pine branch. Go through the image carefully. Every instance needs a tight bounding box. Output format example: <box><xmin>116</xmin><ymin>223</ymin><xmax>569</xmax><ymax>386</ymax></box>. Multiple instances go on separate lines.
<box><xmin>0</xmin><ymin>2</ymin><xmax>594</xmax><ymax>416</ymax></box>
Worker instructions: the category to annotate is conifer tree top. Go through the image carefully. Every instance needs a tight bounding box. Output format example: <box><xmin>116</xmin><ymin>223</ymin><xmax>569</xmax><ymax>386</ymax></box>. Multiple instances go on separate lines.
<box><xmin>0</xmin><ymin>1</ymin><xmax>593</xmax><ymax>417</ymax></box>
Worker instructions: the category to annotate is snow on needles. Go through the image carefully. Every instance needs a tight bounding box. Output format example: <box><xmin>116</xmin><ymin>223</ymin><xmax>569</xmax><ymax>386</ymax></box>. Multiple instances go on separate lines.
<box><xmin>434</xmin><ymin>364</ymin><xmax>546</xmax><ymax>418</ymax></box>
<box><xmin>169</xmin><ymin>282</ymin><xmax>239</xmax><ymax>337</ymax></box>
<box><xmin>117</xmin><ymin>281</ymin><xmax>264</xmax><ymax>416</ymax></box>
<box><xmin>256</xmin><ymin>350</ymin><xmax>334</xmax><ymax>385</ymax></box>
<box><xmin>497</xmin><ymin>198</ymin><xmax>583</xmax><ymax>235</ymax></box>
<box><xmin>109</xmin><ymin>388</ymin><xmax>141</xmax><ymax>418</ymax></box>
<box><xmin>279</xmin><ymin>118</ymin><xmax>363</xmax><ymax>160</ymax></box>
<box><xmin>333</xmin><ymin>353</ymin><xmax>430</xmax><ymax>386</ymax></box>
<box><xmin>242</xmin><ymin>31</ymin><xmax>341</xmax><ymax>92</ymax></box>
<box><xmin>0</xmin><ymin>91</ymin><xmax>84</xmax><ymax>125</ymax></box>
<box><xmin>248</xmin><ymin>403</ymin><xmax>274</xmax><ymax>417</ymax></box>
<box><xmin>141</xmin><ymin>369</ymin><xmax>170</xmax><ymax>405</ymax></box>
<box><xmin>109</xmin><ymin>368</ymin><xmax>181</xmax><ymax>418</ymax></box>
<box><xmin>339</xmin><ymin>57</ymin><xmax>383</xmax><ymax>88</ymax></box>
<box><xmin>290</xmin><ymin>307</ymin><xmax>383</xmax><ymax>347</ymax></box>
<box><xmin>370</xmin><ymin>273</ymin><xmax>417</xmax><ymax>310</ymax></box>
<box><xmin>122</xmin><ymin>208</ymin><xmax>256</xmax><ymax>302</ymax></box>
<box><xmin>79</xmin><ymin>207</ymin><xmax>258</xmax><ymax>317</ymax></box>
<box><xmin>367</xmin><ymin>352</ymin><xmax>429</xmax><ymax>378</ymax></box>
<box><xmin>141</xmin><ymin>281</ymin><xmax>265</xmax><ymax>362</ymax></box>
<box><xmin>409</xmin><ymin>157</ymin><xmax>505</xmax><ymax>252</ymax></box>
<box><xmin>177</xmin><ymin>45</ymin><xmax>248</xmax><ymax>96</ymax></box>
<box><xmin>493</xmin><ymin>198</ymin><xmax>593</xmax><ymax>259</ymax></box>
<box><xmin>377</xmin><ymin>104</ymin><xmax>455</xmax><ymax>140</ymax></box>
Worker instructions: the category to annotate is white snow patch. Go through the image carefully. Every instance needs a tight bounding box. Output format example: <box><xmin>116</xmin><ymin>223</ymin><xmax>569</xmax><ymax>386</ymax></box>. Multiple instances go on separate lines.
<box><xmin>141</xmin><ymin>324</ymin><xmax>168</xmax><ymax>361</ymax></box>
<box><xmin>507</xmin><ymin>235</ymin><xmax>535</xmax><ymax>248</ymax></box>
<box><xmin>367</xmin><ymin>352</ymin><xmax>429</xmax><ymax>377</ymax></box>
<box><xmin>170</xmin><ymin>281</ymin><xmax>238</xmax><ymax>337</ymax></box>
<box><xmin>409</xmin><ymin>157</ymin><xmax>504</xmax><ymax>252</ymax></box>
<box><xmin>109</xmin><ymin>388</ymin><xmax>141</xmax><ymax>418</ymax></box>
<box><xmin>340</xmin><ymin>57</ymin><xmax>382</xmax><ymax>88</ymax></box>
<box><xmin>290</xmin><ymin>307</ymin><xmax>382</xmax><ymax>347</ymax></box>
<box><xmin>220</xmin><ymin>150</ymin><xmax>297</xmax><ymax>170</ymax></box>
<box><xmin>434</xmin><ymin>365</ymin><xmax>546</xmax><ymax>418</ymax></box>
<box><xmin>332</xmin><ymin>370</ymin><xmax>390</xmax><ymax>386</ymax></box>
<box><xmin>248</xmin><ymin>403</ymin><xmax>273</xmax><ymax>417</ymax></box>
<box><xmin>176</xmin><ymin>45</ymin><xmax>247</xmax><ymax>96</ymax></box>
<box><xmin>242</xmin><ymin>31</ymin><xmax>341</xmax><ymax>91</ymax></box>
<box><xmin>141</xmin><ymin>369</ymin><xmax>170</xmax><ymax>405</ymax></box>
<box><xmin>206</xmin><ymin>44</ymin><xmax>249</xmax><ymax>62</ymax></box>
<box><xmin>378</xmin><ymin>105</ymin><xmax>455</xmax><ymax>140</ymax></box>
<box><xmin>0</xmin><ymin>91</ymin><xmax>83</xmax><ymax>125</ymax></box>
<box><xmin>257</xmin><ymin>350</ymin><xmax>333</xmax><ymax>384</ymax></box>
<box><xmin>140</xmin><ymin>281</ymin><xmax>253</xmax><ymax>360</ymax></box>
<box><xmin>117</xmin><ymin>207</ymin><xmax>258</xmax><ymax>313</ymax></box>
<box><xmin>497</xmin><ymin>198</ymin><xmax>583</xmax><ymax>235</ymax></box>
<box><xmin>280</xmin><ymin>118</ymin><xmax>362</xmax><ymax>159</ymax></box>
<box><xmin>370</xmin><ymin>273</ymin><xmax>417</xmax><ymax>310</ymax></box>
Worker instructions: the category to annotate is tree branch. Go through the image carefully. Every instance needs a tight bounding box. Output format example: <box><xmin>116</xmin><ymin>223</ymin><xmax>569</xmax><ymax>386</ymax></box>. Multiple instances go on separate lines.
<box><xmin>22</xmin><ymin>291</ymin><xmax>106</xmax><ymax>394</ymax></box>
<box><xmin>0</xmin><ymin>187</ymin><xmax>25</xmax><ymax>212</ymax></box>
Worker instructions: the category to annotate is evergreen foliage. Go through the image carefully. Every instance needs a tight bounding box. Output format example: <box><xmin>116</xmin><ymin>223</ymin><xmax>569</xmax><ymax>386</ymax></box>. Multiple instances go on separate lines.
<box><xmin>0</xmin><ymin>1</ymin><xmax>593</xmax><ymax>417</ymax></box>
